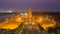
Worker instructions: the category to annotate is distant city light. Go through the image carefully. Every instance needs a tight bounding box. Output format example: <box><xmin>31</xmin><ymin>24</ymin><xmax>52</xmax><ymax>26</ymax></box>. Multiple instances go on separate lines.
<box><xmin>8</xmin><ymin>11</ymin><xmax>13</xmax><ymax>13</ymax></box>
<box><xmin>0</xmin><ymin>10</ymin><xmax>13</xmax><ymax>13</ymax></box>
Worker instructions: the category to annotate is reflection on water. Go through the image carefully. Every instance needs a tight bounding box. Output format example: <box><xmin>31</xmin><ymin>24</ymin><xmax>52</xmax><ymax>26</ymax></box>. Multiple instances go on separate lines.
<box><xmin>0</xmin><ymin>13</ymin><xmax>15</xmax><ymax>21</ymax></box>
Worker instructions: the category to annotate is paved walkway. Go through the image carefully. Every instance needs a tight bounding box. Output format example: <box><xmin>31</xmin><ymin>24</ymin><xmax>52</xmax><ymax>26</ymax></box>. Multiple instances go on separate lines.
<box><xmin>21</xmin><ymin>27</ymin><xmax>41</xmax><ymax>34</ymax></box>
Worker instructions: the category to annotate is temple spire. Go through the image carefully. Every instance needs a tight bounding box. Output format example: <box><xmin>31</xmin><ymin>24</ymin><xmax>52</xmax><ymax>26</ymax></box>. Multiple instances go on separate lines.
<box><xmin>28</xmin><ymin>8</ymin><xmax>33</xmax><ymax>18</ymax></box>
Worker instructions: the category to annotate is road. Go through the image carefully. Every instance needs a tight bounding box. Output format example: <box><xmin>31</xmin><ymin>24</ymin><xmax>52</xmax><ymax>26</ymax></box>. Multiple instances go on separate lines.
<box><xmin>21</xmin><ymin>27</ymin><xmax>41</xmax><ymax>34</ymax></box>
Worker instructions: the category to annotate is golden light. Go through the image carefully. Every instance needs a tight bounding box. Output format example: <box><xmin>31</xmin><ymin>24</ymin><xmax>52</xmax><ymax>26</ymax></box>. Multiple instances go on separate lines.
<box><xmin>41</xmin><ymin>23</ymin><xmax>55</xmax><ymax>30</ymax></box>
<box><xmin>32</xmin><ymin>22</ymin><xmax>36</xmax><ymax>25</ymax></box>
<box><xmin>24</xmin><ymin>23</ymin><xmax>29</xmax><ymax>25</ymax></box>
<box><xmin>0</xmin><ymin>22</ymin><xmax>21</xmax><ymax>30</ymax></box>
<box><xmin>39</xmin><ymin>17</ymin><xmax>43</xmax><ymax>22</ymax></box>
<box><xmin>0</xmin><ymin>17</ymin><xmax>21</xmax><ymax>30</ymax></box>
<box><xmin>35</xmin><ymin>16</ymin><xmax>56</xmax><ymax>30</ymax></box>
<box><xmin>40</xmin><ymin>22</ymin><xmax>56</xmax><ymax>30</ymax></box>
<box><xmin>15</xmin><ymin>17</ymin><xmax>22</xmax><ymax>22</ymax></box>
<box><xmin>35</xmin><ymin>17</ymin><xmax>44</xmax><ymax>23</ymax></box>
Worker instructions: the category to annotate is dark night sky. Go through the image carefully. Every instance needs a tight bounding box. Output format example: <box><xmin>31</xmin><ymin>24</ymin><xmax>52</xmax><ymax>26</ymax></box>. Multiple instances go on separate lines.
<box><xmin>0</xmin><ymin>0</ymin><xmax>60</xmax><ymax>12</ymax></box>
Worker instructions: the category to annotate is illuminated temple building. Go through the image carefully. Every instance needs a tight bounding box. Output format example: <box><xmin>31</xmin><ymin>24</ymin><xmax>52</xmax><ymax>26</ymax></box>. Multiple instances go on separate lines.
<box><xmin>0</xmin><ymin>8</ymin><xmax>57</xmax><ymax>30</ymax></box>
